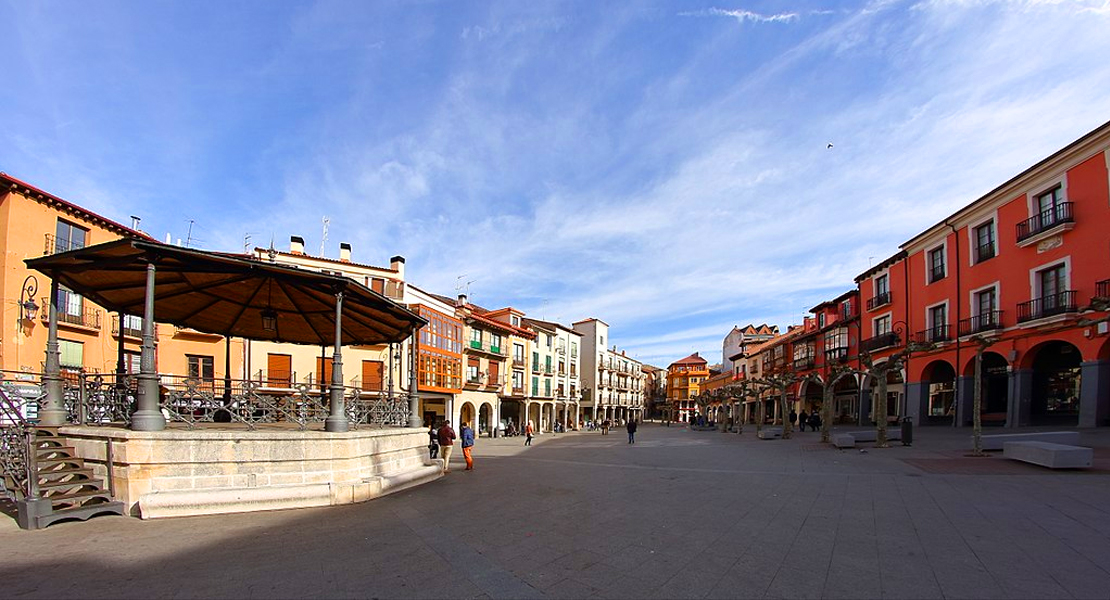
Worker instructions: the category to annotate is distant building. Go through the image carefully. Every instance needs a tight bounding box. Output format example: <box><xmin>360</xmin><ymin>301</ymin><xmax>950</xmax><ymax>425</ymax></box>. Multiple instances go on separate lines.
<box><xmin>722</xmin><ymin>324</ymin><xmax>777</xmax><ymax>378</ymax></box>
<box><xmin>666</xmin><ymin>352</ymin><xmax>709</xmax><ymax>422</ymax></box>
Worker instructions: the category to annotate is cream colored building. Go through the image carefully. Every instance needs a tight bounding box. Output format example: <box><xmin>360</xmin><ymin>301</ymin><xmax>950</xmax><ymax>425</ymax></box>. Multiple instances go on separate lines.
<box><xmin>573</xmin><ymin>318</ymin><xmax>645</xmax><ymax>424</ymax></box>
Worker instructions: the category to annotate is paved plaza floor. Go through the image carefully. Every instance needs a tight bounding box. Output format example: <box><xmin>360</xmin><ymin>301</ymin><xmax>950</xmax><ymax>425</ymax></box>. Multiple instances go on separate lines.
<box><xmin>4</xmin><ymin>422</ymin><xmax>1110</xmax><ymax>599</ymax></box>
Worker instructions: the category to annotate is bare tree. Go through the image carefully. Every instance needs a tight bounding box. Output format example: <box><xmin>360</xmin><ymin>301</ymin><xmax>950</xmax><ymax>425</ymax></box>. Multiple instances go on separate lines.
<box><xmin>804</xmin><ymin>366</ymin><xmax>862</xmax><ymax>444</ymax></box>
<box><xmin>752</xmin><ymin>369</ymin><xmax>802</xmax><ymax>439</ymax></box>
<box><xmin>861</xmin><ymin>340</ymin><xmax>932</xmax><ymax>448</ymax></box>
<box><xmin>968</xmin><ymin>334</ymin><xmax>998</xmax><ymax>456</ymax></box>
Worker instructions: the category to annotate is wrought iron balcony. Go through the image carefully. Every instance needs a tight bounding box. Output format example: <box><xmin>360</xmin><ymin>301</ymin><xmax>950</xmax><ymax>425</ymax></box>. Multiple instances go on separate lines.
<box><xmin>958</xmin><ymin>311</ymin><xmax>1004</xmax><ymax>336</ymax></box>
<box><xmin>1016</xmin><ymin>202</ymin><xmax>1074</xmax><ymax>243</ymax></box>
<box><xmin>866</xmin><ymin>292</ymin><xmax>891</xmax><ymax>311</ymax></box>
<box><xmin>975</xmin><ymin>241</ymin><xmax>996</xmax><ymax>263</ymax></box>
<box><xmin>1096</xmin><ymin>279</ymin><xmax>1109</xmax><ymax>300</ymax></box>
<box><xmin>43</xmin><ymin>233</ymin><xmax>85</xmax><ymax>256</ymax></box>
<box><xmin>111</xmin><ymin>315</ymin><xmax>143</xmax><ymax>339</ymax></box>
<box><xmin>513</xmin><ymin>357</ymin><xmax>525</xmax><ymax>368</ymax></box>
<box><xmin>1017</xmin><ymin>291</ymin><xmax>1077</xmax><ymax>323</ymax></box>
<box><xmin>42</xmin><ymin>299</ymin><xmax>101</xmax><ymax>330</ymax></box>
<box><xmin>861</xmin><ymin>332</ymin><xmax>900</xmax><ymax>353</ymax></box>
<box><xmin>915</xmin><ymin>324</ymin><xmax>951</xmax><ymax>344</ymax></box>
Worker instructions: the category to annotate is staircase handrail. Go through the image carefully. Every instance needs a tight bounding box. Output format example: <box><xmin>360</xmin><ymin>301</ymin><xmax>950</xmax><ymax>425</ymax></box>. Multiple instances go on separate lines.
<box><xmin>0</xmin><ymin>377</ymin><xmax>34</xmax><ymax>500</ymax></box>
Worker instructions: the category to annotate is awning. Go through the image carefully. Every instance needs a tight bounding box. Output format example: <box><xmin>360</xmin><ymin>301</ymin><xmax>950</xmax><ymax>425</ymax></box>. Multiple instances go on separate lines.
<box><xmin>26</xmin><ymin>238</ymin><xmax>426</xmax><ymax>346</ymax></box>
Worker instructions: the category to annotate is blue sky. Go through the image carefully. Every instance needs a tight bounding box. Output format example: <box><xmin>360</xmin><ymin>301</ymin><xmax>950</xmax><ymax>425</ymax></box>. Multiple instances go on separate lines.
<box><xmin>3</xmin><ymin>0</ymin><xmax>1109</xmax><ymax>368</ymax></box>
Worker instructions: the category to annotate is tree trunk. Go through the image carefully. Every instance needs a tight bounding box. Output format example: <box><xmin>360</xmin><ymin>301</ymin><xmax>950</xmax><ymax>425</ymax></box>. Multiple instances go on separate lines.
<box><xmin>876</xmin><ymin>373</ymin><xmax>890</xmax><ymax>448</ymax></box>
<box><xmin>780</xmin><ymin>386</ymin><xmax>792</xmax><ymax>439</ymax></box>
<box><xmin>821</xmin><ymin>384</ymin><xmax>834</xmax><ymax>443</ymax></box>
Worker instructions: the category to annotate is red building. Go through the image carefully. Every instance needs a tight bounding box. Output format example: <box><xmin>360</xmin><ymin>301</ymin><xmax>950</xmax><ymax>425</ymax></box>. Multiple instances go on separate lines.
<box><xmin>856</xmin><ymin>120</ymin><xmax>1110</xmax><ymax>428</ymax></box>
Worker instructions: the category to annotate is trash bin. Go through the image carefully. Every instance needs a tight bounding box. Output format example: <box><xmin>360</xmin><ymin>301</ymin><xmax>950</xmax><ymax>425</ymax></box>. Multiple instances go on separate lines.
<box><xmin>901</xmin><ymin>416</ymin><xmax>913</xmax><ymax>446</ymax></box>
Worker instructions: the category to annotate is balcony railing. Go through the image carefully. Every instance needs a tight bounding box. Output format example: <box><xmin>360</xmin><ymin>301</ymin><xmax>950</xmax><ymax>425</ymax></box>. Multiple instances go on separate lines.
<box><xmin>975</xmin><ymin>242</ymin><xmax>996</xmax><ymax>263</ymax></box>
<box><xmin>42</xmin><ymin>299</ymin><xmax>101</xmax><ymax>330</ymax></box>
<box><xmin>915</xmin><ymin>324</ymin><xmax>951</xmax><ymax>344</ymax></box>
<box><xmin>43</xmin><ymin>233</ymin><xmax>85</xmax><ymax>256</ymax></box>
<box><xmin>469</xmin><ymin>340</ymin><xmax>482</xmax><ymax>350</ymax></box>
<box><xmin>531</xmin><ymin>363</ymin><xmax>542</xmax><ymax>373</ymax></box>
<box><xmin>512</xmin><ymin>386</ymin><xmax>524</xmax><ymax>395</ymax></box>
<box><xmin>1016</xmin><ymin>202</ymin><xmax>1074</xmax><ymax>243</ymax></box>
<box><xmin>928</xmin><ymin>266</ymin><xmax>946</xmax><ymax>284</ymax></box>
<box><xmin>111</xmin><ymin>315</ymin><xmax>143</xmax><ymax>338</ymax></box>
<box><xmin>1017</xmin><ymin>291</ymin><xmax>1077</xmax><ymax>323</ymax></box>
<box><xmin>1096</xmin><ymin>279</ymin><xmax>1109</xmax><ymax>299</ymax></box>
<box><xmin>861</xmin><ymin>332</ymin><xmax>900</xmax><ymax>353</ymax></box>
<box><xmin>513</xmin><ymin>357</ymin><xmax>525</xmax><ymax>368</ymax></box>
<box><xmin>958</xmin><ymin>311</ymin><xmax>1004</xmax><ymax>336</ymax></box>
<box><xmin>866</xmin><ymin>292</ymin><xmax>891</xmax><ymax>311</ymax></box>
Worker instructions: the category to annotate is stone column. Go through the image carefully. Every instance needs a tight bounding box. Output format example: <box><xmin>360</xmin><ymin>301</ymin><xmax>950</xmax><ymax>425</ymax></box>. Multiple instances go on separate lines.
<box><xmin>905</xmin><ymin>381</ymin><xmax>928</xmax><ymax>424</ymax></box>
<box><xmin>955</xmin><ymin>376</ymin><xmax>974</xmax><ymax>428</ymax></box>
<box><xmin>39</xmin><ymin>278</ymin><xmax>67</xmax><ymax>426</ymax></box>
<box><xmin>1008</xmin><ymin>369</ymin><xmax>1033</xmax><ymax>428</ymax></box>
<box><xmin>325</xmin><ymin>291</ymin><xmax>349</xmax><ymax>433</ymax></box>
<box><xmin>1079</xmin><ymin>360</ymin><xmax>1110</xmax><ymax>428</ymax></box>
<box><xmin>858</xmin><ymin>387</ymin><xmax>871</xmax><ymax>426</ymax></box>
<box><xmin>132</xmin><ymin>262</ymin><xmax>166</xmax><ymax>431</ymax></box>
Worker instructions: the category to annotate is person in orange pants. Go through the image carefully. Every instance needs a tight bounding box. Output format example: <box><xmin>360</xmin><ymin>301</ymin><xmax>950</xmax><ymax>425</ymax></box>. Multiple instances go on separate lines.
<box><xmin>460</xmin><ymin>421</ymin><xmax>475</xmax><ymax>471</ymax></box>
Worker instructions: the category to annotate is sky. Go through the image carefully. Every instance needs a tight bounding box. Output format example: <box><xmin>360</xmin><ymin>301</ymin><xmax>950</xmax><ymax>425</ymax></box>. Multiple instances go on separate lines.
<box><xmin>2</xmin><ymin>0</ymin><xmax>1109</xmax><ymax>369</ymax></box>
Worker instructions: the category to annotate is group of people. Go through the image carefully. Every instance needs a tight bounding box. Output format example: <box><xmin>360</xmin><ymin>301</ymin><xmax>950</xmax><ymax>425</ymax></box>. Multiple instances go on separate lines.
<box><xmin>428</xmin><ymin>420</ymin><xmax>475</xmax><ymax>473</ymax></box>
<box><xmin>789</xmin><ymin>409</ymin><xmax>822</xmax><ymax>432</ymax></box>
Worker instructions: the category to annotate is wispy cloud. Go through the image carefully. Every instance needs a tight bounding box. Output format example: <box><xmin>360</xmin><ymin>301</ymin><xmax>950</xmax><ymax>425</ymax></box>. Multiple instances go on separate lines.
<box><xmin>679</xmin><ymin>7</ymin><xmax>800</xmax><ymax>24</ymax></box>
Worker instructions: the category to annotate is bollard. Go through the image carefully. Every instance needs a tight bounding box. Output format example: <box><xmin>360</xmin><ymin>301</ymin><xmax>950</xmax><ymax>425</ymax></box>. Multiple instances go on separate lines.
<box><xmin>901</xmin><ymin>416</ymin><xmax>913</xmax><ymax>446</ymax></box>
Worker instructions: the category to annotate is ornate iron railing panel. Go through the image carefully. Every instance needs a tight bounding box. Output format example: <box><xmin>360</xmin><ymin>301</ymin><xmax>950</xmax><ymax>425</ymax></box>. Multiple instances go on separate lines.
<box><xmin>0</xmin><ymin>375</ymin><xmax>35</xmax><ymax>500</ymax></box>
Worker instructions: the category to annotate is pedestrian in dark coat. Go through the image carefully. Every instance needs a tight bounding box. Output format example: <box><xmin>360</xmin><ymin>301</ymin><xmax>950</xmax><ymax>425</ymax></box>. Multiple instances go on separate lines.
<box><xmin>789</xmin><ymin>410</ymin><xmax>798</xmax><ymax>430</ymax></box>
<box><xmin>798</xmin><ymin>410</ymin><xmax>808</xmax><ymax>432</ymax></box>
<box><xmin>808</xmin><ymin>412</ymin><xmax>821</xmax><ymax>432</ymax></box>
<box><xmin>428</xmin><ymin>424</ymin><xmax>439</xmax><ymax>459</ymax></box>
<box><xmin>626</xmin><ymin>419</ymin><xmax>638</xmax><ymax>444</ymax></box>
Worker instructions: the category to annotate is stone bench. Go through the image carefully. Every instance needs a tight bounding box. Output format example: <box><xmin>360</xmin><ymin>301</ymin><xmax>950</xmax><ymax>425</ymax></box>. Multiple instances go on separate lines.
<box><xmin>977</xmin><ymin>431</ymin><xmax>1080</xmax><ymax>451</ymax></box>
<box><xmin>833</xmin><ymin>434</ymin><xmax>856</xmax><ymax>448</ymax></box>
<box><xmin>844</xmin><ymin>429</ymin><xmax>902</xmax><ymax>442</ymax></box>
<box><xmin>757</xmin><ymin>427</ymin><xmax>783</xmax><ymax>440</ymax></box>
<box><xmin>1003</xmin><ymin>441</ymin><xmax>1093</xmax><ymax>469</ymax></box>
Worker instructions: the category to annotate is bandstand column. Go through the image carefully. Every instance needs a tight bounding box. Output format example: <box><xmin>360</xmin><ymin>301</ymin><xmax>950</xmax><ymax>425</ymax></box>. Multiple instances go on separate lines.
<box><xmin>39</xmin><ymin>277</ymin><xmax>67</xmax><ymax>426</ymax></box>
<box><xmin>131</xmin><ymin>262</ymin><xmax>166</xmax><ymax>431</ymax></box>
<box><xmin>408</xmin><ymin>337</ymin><xmax>421</xmax><ymax>428</ymax></box>
<box><xmin>325</xmin><ymin>291</ymin><xmax>349</xmax><ymax>432</ymax></box>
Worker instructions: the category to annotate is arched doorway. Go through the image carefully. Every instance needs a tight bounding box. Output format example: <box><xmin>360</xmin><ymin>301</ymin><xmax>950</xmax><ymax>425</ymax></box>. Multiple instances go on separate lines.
<box><xmin>478</xmin><ymin>403</ymin><xmax>492</xmax><ymax>437</ymax></box>
<box><xmin>801</xmin><ymin>379</ymin><xmax>824</xmax><ymax>416</ymax></box>
<box><xmin>1030</xmin><ymin>341</ymin><xmax>1082</xmax><ymax>426</ymax></box>
<box><xmin>460</xmin><ymin>402</ymin><xmax>475</xmax><ymax>430</ymax></box>
<box><xmin>923</xmin><ymin>360</ymin><xmax>956</xmax><ymax>425</ymax></box>
<box><xmin>971</xmin><ymin>352</ymin><xmax>1009</xmax><ymax>426</ymax></box>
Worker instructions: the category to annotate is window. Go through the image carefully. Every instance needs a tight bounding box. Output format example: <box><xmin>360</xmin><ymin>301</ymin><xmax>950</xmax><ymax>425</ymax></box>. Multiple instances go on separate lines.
<box><xmin>973</xmin><ymin>288</ymin><xmax>999</xmax><ymax>331</ymax></box>
<box><xmin>513</xmin><ymin>343</ymin><xmax>524</xmax><ymax>361</ymax></box>
<box><xmin>546</xmin><ymin>334</ymin><xmax>552</xmax><ymax>348</ymax></box>
<box><xmin>531</xmin><ymin>376</ymin><xmax>539</xmax><ymax>396</ymax></box>
<box><xmin>55</xmin><ymin>219</ymin><xmax>88</xmax><ymax>254</ymax></box>
<box><xmin>121</xmin><ymin>314</ymin><xmax>143</xmax><ymax>337</ymax></box>
<box><xmin>532</xmin><ymin>351</ymin><xmax>540</xmax><ymax>370</ymax></box>
<box><xmin>488</xmin><ymin>362</ymin><xmax>499</xmax><ymax>386</ymax></box>
<box><xmin>316</xmin><ymin>356</ymin><xmax>334</xmax><ymax>386</ymax></box>
<box><xmin>974</xmin><ymin>221</ymin><xmax>996</xmax><ymax>263</ymax></box>
<box><xmin>928</xmin><ymin>304</ymin><xmax>948</xmax><ymax>341</ymax></box>
<box><xmin>361</xmin><ymin>360</ymin><xmax>384</xmax><ymax>391</ymax></box>
<box><xmin>467</xmin><ymin>357</ymin><xmax>481</xmax><ymax>383</ymax></box>
<box><xmin>267</xmin><ymin>353</ymin><xmax>292</xmax><ymax>385</ymax></box>
<box><xmin>59</xmin><ymin>339</ymin><xmax>84</xmax><ymax>369</ymax></box>
<box><xmin>511</xmin><ymin>315</ymin><xmax>520</xmax><ymax>327</ymax></box>
<box><xmin>1040</xmin><ymin>264</ymin><xmax>1066</xmax><ymax>300</ymax></box>
<box><xmin>928</xmin><ymin>247</ymin><xmax>946</xmax><ymax>283</ymax></box>
<box><xmin>512</xmin><ymin>371</ymin><xmax>523</xmax><ymax>391</ymax></box>
<box><xmin>470</xmin><ymin>328</ymin><xmax>482</xmax><ymax>346</ymax></box>
<box><xmin>545</xmin><ymin>379</ymin><xmax>551</xmax><ymax>396</ymax></box>
<box><xmin>817</xmin><ymin>313</ymin><xmax>825</xmax><ymax>328</ymax></box>
<box><xmin>188</xmin><ymin>355</ymin><xmax>215</xmax><ymax>383</ymax></box>
<box><xmin>122</xmin><ymin>352</ymin><xmax>141</xmax><ymax>374</ymax></box>
<box><xmin>490</xmin><ymin>333</ymin><xmax>502</xmax><ymax>352</ymax></box>
<box><xmin>58</xmin><ymin>285</ymin><xmax>84</xmax><ymax>320</ymax></box>
<box><xmin>1036</xmin><ymin>186</ymin><xmax>1065</xmax><ymax>225</ymax></box>
<box><xmin>874</xmin><ymin>315</ymin><xmax>891</xmax><ymax>336</ymax></box>
<box><xmin>571</xmin><ymin>341</ymin><xmax>577</xmax><ymax>357</ymax></box>
<box><xmin>876</xmin><ymin>274</ymin><xmax>889</xmax><ymax>297</ymax></box>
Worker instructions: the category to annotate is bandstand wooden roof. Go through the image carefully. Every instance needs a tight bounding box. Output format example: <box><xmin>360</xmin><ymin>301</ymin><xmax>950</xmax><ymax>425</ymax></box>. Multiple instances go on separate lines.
<box><xmin>26</xmin><ymin>238</ymin><xmax>426</xmax><ymax>346</ymax></box>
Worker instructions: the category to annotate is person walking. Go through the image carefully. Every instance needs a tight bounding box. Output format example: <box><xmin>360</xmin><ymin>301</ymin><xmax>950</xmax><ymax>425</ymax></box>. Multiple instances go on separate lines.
<box><xmin>524</xmin><ymin>420</ymin><xmax>534</xmax><ymax>446</ymax></box>
<box><xmin>437</xmin><ymin>420</ymin><xmax>456</xmax><ymax>473</ymax></box>
<box><xmin>808</xmin><ymin>411</ymin><xmax>821</xmax><ymax>432</ymax></box>
<box><xmin>789</xmin><ymin>409</ymin><xmax>797</xmax><ymax>431</ymax></box>
<box><xmin>460</xmin><ymin>421</ymin><xmax>475</xmax><ymax>471</ymax></box>
<box><xmin>626</xmin><ymin>418</ymin><xmax>638</xmax><ymax>444</ymax></box>
<box><xmin>428</xmin><ymin>423</ymin><xmax>439</xmax><ymax>460</ymax></box>
<box><xmin>798</xmin><ymin>409</ymin><xmax>808</xmax><ymax>432</ymax></box>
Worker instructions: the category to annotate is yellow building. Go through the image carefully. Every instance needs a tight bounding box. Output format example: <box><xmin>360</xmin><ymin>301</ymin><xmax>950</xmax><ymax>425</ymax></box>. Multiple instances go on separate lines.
<box><xmin>665</xmin><ymin>352</ymin><xmax>709</xmax><ymax>422</ymax></box>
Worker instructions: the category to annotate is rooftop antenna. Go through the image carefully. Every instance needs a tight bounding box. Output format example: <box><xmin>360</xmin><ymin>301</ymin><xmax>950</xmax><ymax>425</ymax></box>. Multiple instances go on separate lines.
<box><xmin>455</xmin><ymin>274</ymin><xmax>469</xmax><ymax>294</ymax></box>
<box><xmin>868</xmin><ymin>256</ymin><xmax>875</xmax><ymax>268</ymax></box>
<box><xmin>267</xmin><ymin>234</ymin><xmax>277</xmax><ymax>263</ymax></box>
<box><xmin>184</xmin><ymin>219</ymin><xmax>201</xmax><ymax>248</ymax></box>
<box><xmin>320</xmin><ymin>216</ymin><xmax>330</xmax><ymax>257</ymax></box>
<box><xmin>243</xmin><ymin>232</ymin><xmax>259</xmax><ymax>254</ymax></box>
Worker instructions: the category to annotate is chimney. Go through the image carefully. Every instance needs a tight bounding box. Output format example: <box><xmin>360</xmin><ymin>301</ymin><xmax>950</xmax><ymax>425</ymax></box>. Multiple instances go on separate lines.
<box><xmin>290</xmin><ymin>236</ymin><xmax>305</xmax><ymax>254</ymax></box>
<box><xmin>457</xmin><ymin>293</ymin><xmax>468</xmax><ymax>306</ymax></box>
<box><xmin>390</xmin><ymin>255</ymin><xmax>405</xmax><ymax>279</ymax></box>
<box><xmin>339</xmin><ymin>242</ymin><xmax>351</xmax><ymax>262</ymax></box>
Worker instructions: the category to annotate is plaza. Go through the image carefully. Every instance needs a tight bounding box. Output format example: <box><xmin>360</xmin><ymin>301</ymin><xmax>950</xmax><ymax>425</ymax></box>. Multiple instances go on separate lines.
<box><xmin>4</xmin><ymin>423</ymin><xmax>1110</xmax><ymax>599</ymax></box>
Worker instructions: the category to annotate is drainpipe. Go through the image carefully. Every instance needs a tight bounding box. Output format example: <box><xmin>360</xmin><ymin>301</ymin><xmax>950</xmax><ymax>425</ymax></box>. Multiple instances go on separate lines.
<box><xmin>946</xmin><ymin>220</ymin><xmax>962</xmax><ymax>427</ymax></box>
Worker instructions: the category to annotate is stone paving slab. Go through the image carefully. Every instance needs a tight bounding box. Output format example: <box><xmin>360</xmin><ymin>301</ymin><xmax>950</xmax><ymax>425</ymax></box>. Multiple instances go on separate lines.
<box><xmin>4</xmin><ymin>423</ymin><xmax>1110</xmax><ymax>598</ymax></box>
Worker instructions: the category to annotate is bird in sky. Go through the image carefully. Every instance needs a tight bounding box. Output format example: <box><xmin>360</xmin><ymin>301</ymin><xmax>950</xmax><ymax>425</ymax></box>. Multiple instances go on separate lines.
<box><xmin>827</xmin><ymin>142</ymin><xmax>834</xmax><ymax>149</ymax></box>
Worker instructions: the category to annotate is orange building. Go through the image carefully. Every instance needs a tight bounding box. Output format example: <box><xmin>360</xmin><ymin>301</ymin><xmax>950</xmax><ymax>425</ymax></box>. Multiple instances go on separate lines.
<box><xmin>666</xmin><ymin>352</ymin><xmax>709</xmax><ymax>422</ymax></box>
<box><xmin>1</xmin><ymin>174</ymin><xmax>236</xmax><ymax>387</ymax></box>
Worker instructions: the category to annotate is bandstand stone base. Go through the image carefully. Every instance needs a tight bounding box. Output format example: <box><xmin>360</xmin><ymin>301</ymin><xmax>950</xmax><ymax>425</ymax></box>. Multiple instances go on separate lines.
<box><xmin>57</xmin><ymin>425</ymin><xmax>441</xmax><ymax>519</ymax></box>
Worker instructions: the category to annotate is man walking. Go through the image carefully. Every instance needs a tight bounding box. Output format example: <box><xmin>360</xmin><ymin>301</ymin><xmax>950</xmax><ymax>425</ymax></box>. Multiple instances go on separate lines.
<box><xmin>438</xmin><ymin>420</ymin><xmax>456</xmax><ymax>473</ymax></box>
<box><xmin>627</xmin><ymin>418</ymin><xmax>638</xmax><ymax>444</ymax></box>
<box><xmin>524</xmin><ymin>420</ymin><xmax>534</xmax><ymax>446</ymax></box>
<box><xmin>461</xmin><ymin>421</ymin><xmax>475</xmax><ymax>471</ymax></box>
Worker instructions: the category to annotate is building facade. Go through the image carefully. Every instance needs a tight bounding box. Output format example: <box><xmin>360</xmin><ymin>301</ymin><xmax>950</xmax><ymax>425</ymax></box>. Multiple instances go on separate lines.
<box><xmin>573</xmin><ymin>318</ymin><xmax>645</xmax><ymax>424</ymax></box>
<box><xmin>665</xmin><ymin>352</ymin><xmax>709</xmax><ymax>423</ymax></box>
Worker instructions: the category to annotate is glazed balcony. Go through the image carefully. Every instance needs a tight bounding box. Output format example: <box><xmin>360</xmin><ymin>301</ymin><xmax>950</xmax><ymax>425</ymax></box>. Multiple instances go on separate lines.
<box><xmin>1017</xmin><ymin>291</ymin><xmax>1077</xmax><ymax>323</ymax></box>
<box><xmin>824</xmin><ymin>347</ymin><xmax>849</xmax><ymax>364</ymax></box>
<box><xmin>1016</xmin><ymin>202</ymin><xmax>1074</xmax><ymax>244</ymax></box>
<box><xmin>958</xmin><ymin>311</ymin><xmax>1004</xmax><ymax>336</ymax></box>
<box><xmin>793</xmin><ymin>356</ymin><xmax>815</xmax><ymax>370</ymax></box>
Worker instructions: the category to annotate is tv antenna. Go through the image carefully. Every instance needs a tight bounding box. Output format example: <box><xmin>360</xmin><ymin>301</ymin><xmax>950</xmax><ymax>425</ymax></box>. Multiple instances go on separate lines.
<box><xmin>243</xmin><ymin>232</ymin><xmax>259</xmax><ymax>254</ymax></box>
<box><xmin>320</xmin><ymin>216</ymin><xmax>330</xmax><ymax>257</ymax></box>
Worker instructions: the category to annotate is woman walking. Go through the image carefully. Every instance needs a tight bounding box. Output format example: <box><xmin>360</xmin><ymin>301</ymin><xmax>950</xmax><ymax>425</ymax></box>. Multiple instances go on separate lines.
<box><xmin>524</xmin><ymin>420</ymin><xmax>534</xmax><ymax>446</ymax></box>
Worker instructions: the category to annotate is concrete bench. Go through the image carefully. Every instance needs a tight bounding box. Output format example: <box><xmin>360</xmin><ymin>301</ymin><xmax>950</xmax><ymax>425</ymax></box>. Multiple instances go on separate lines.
<box><xmin>844</xmin><ymin>429</ymin><xmax>901</xmax><ymax>443</ymax></box>
<box><xmin>1003</xmin><ymin>441</ymin><xmax>1093</xmax><ymax>469</ymax></box>
<box><xmin>833</xmin><ymin>434</ymin><xmax>856</xmax><ymax>448</ymax></box>
<box><xmin>978</xmin><ymin>431</ymin><xmax>1079</xmax><ymax>451</ymax></box>
<box><xmin>757</xmin><ymin>427</ymin><xmax>783</xmax><ymax>440</ymax></box>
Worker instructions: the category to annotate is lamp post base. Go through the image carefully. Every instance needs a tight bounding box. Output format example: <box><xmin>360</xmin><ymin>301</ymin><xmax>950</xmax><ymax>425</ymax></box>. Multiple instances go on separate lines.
<box><xmin>325</xmin><ymin>416</ymin><xmax>350</xmax><ymax>433</ymax></box>
<box><xmin>130</xmin><ymin>410</ymin><xmax>167</xmax><ymax>431</ymax></box>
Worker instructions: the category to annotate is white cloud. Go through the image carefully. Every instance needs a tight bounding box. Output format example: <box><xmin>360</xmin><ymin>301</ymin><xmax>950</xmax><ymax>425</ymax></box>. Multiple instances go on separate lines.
<box><xmin>679</xmin><ymin>8</ymin><xmax>800</xmax><ymax>24</ymax></box>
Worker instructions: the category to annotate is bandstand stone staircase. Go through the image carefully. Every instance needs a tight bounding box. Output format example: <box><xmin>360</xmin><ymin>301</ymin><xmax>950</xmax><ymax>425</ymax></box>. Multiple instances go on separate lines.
<box><xmin>2</xmin><ymin>390</ymin><xmax>126</xmax><ymax>530</ymax></box>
